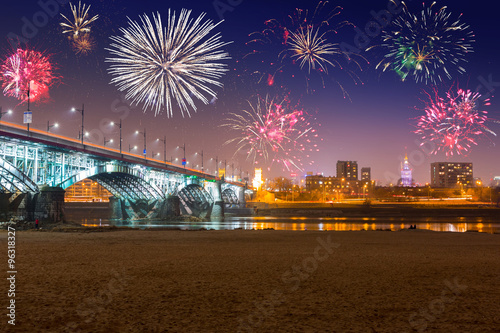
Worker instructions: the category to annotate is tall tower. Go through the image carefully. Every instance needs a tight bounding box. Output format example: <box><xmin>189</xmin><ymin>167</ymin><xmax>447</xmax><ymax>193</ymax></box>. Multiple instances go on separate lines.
<box><xmin>401</xmin><ymin>154</ymin><xmax>412</xmax><ymax>187</ymax></box>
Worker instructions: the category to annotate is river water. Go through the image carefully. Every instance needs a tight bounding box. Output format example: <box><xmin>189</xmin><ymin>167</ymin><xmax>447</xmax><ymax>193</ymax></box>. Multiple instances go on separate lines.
<box><xmin>80</xmin><ymin>216</ymin><xmax>500</xmax><ymax>234</ymax></box>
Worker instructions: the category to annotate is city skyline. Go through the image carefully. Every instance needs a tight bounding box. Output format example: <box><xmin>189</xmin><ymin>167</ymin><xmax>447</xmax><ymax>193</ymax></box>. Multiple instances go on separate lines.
<box><xmin>0</xmin><ymin>0</ymin><xmax>498</xmax><ymax>185</ymax></box>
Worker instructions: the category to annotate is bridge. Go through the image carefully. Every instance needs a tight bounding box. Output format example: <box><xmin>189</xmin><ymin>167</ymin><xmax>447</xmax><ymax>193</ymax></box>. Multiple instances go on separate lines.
<box><xmin>0</xmin><ymin>121</ymin><xmax>252</xmax><ymax>221</ymax></box>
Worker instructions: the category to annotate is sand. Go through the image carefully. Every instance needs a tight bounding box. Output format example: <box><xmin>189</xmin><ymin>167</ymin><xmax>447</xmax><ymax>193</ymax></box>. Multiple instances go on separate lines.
<box><xmin>2</xmin><ymin>229</ymin><xmax>499</xmax><ymax>332</ymax></box>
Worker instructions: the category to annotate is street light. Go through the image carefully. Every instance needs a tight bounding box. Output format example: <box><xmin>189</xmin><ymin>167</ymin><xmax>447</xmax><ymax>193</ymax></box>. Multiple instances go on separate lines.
<box><xmin>156</xmin><ymin>136</ymin><xmax>166</xmax><ymax>163</ymax></box>
<box><xmin>135</xmin><ymin>128</ymin><xmax>146</xmax><ymax>158</ymax></box>
<box><xmin>195</xmin><ymin>150</ymin><xmax>204</xmax><ymax>172</ymax></box>
<box><xmin>128</xmin><ymin>144</ymin><xmax>137</xmax><ymax>152</ymax></box>
<box><xmin>110</xmin><ymin>120</ymin><xmax>122</xmax><ymax>154</ymax></box>
<box><xmin>0</xmin><ymin>108</ymin><xmax>12</xmax><ymax>120</ymax></box>
<box><xmin>47</xmin><ymin>121</ymin><xmax>58</xmax><ymax>132</ymax></box>
<box><xmin>177</xmin><ymin>143</ymin><xmax>186</xmax><ymax>168</ymax></box>
<box><xmin>152</xmin><ymin>151</ymin><xmax>160</xmax><ymax>159</ymax></box>
<box><xmin>104</xmin><ymin>137</ymin><xmax>113</xmax><ymax>147</ymax></box>
<box><xmin>71</xmin><ymin>104</ymin><xmax>85</xmax><ymax>144</ymax></box>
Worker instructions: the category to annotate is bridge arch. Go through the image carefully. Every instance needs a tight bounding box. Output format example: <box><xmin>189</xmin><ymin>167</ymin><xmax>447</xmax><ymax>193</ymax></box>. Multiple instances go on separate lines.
<box><xmin>178</xmin><ymin>184</ymin><xmax>213</xmax><ymax>218</ymax></box>
<box><xmin>221</xmin><ymin>188</ymin><xmax>239</xmax><ymax>206</ymax></box>
<box><xmin>59</xmin><ymin>164</ymin><xmax>164</xmax><ymax>200</ymax></box>
<box><xmin>0</xmin><ymin>156</ymin><xmax>39</xmax><ymax>193</ymax></box>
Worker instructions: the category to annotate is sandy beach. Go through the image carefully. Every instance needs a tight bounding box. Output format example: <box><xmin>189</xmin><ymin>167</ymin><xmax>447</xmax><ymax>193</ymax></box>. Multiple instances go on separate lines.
<box><xmin>2</xmin><ymin>229</ymin><xmax>499</xmax><ymax>332</ymax></box>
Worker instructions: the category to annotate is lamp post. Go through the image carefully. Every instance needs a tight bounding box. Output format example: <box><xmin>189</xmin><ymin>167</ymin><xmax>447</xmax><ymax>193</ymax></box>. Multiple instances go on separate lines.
<box><xmin>195</xmin><ymin>150</ymin><xmax>204</xmax><ymax>172</ymax></box>
<box><xmin>157</xmin><ymin>136</ymin><xmax>166</xmax><ymax>163</ymax></box>
<box><xmin>177</xmin><ymin>143</ymin><xmax>186</xmax><ymax>168</ymax></box>
<box><xmin>128</xmin><ymin>144</ymin><xmax>137</xmax><ymax>152</ymax></box>
<box><xmin>104</xmin><ymin>137</ymin><xmax>113</xmax><ymax>147</ymax></box>
<box><xmin>0</xmin><ymin>108</ymin><xmax>12</xmax><ymax>120</ymax></box>
<box><xmin>71</xmin><ymin>104</ymin><xmax>85</xmax><ymax>144</ymax></box>
<box><xmin>47</xmin><ymin>121</ymin><xmax>58</xmax><ymax>132</ymax></box>
<box><xmin>135</xmin><ymin>128</ymin><xmax>146</xmax><ymax>158</ymax></box>
<box><xmin>110</xmin><ymin>119</ymin><xmax>122</xmax><ymax>154</ymax></box>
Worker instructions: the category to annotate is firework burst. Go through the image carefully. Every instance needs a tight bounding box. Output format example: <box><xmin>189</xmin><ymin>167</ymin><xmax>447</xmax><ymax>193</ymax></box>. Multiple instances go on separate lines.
<box><xmin>372</xmin><ymin>1</ymin><xmax>474</xmax><ymax>84</ymax></box>
<box><xmin>1</xmin><ymin>48</ymin><xmax>56</xmax><ymax>103</ymax></box>
<box><xmin>245</xmin><ymin>1</ymin><xmax>365</xmax><ymax>95</ymax></box>
<box><xmin>106</xmin><ymin>11</ymin><xmax>231</xmax><ymax>117</ymax></box>
<box><xmin>60</xmin><ymin>2</ymin><xmax>99</xmax><ymax>40</ymax></box>
<box><xmin>414</xmin><ymin>87</ymin><xmax>495</xmax><ymax>156</ymax></box>
<box><xmin>222</xmin><ymin>95</ymin><xmax>320</xmax><ymax>172</ymax></box>
<box><xmin>72</xmin><ymin>35</ymin><xmax>96</xmax><ymax>55</ymax></box>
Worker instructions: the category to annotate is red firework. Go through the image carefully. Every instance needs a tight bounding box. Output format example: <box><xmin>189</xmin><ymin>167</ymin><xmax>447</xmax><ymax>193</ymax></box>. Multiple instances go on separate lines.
<box><xmin>222</xmin><ymin>94</ymin><xmax>320</xmax><ymax>172</ymax></box>
<box><xmin>1</xmin><ymin>48</ymin><xmax>56</xmax><ymax>103</ymax></box>
<box><xmin>414</xmin><ymin>87</ymin><xmax>495</xmax><ymax>156</ymax></box>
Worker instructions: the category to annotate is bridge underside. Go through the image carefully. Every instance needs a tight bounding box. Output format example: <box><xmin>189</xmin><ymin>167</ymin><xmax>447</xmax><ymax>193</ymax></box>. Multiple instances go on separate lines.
<box><xmin>178</xmin><ymin>184</ymin><xmax>214</xmax><ymax>218</ymax></box>
<box><xmin>0</xmin><ymin>137</ymin><xmax>251</xmax><ymax>221</ymax></box>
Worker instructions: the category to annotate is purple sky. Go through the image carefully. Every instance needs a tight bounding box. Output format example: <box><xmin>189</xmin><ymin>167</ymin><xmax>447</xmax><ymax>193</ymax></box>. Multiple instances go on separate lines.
<box><xmin>0</xmin><ymin>0</ymin><xmax>499</xmax><ymax>185</ymax></box>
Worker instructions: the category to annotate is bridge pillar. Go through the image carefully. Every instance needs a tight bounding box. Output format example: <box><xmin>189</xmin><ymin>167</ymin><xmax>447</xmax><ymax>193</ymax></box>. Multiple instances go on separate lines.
<box><xmin>211</xmin><ymin>180</ymin><xmax>224</xmax><ymax>221</ymax></box>
<box><xmin>109</xmin><ymin>197</ymin><xmax>123</xmax><ymax>220</ymax></box>
<box><xmin>32</xmin><ymin>186</ymin><xmax>65</xmax><ymax>223</ymax></box>
<box><xmin>165</xmin><ymin>196</ymin><xmax>180</xmax><ymax>217</ymax></box>
<box><xmin>238</xmin><ymin>187</ymin><xmax>247</xmax><ymax>208</ymax></box>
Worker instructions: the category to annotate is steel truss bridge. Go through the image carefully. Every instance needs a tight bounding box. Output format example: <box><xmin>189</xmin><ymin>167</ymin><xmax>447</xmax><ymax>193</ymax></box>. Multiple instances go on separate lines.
<box><xmin>0</xmin><ymin>121</ymin><xmax>251</xmax><ymax>219</ymax></box>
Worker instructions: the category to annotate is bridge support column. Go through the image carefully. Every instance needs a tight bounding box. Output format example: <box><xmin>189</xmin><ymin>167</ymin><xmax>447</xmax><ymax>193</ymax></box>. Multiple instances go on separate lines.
<box><xmin>32</xmin><ymin>186</ymin><xmax>65</xmax><ymax>223</ymax></box>
<box><xmin>109</xmin><ymin>197</ymin><xmax>123</xmax><ymax>220</ymax></box>
<box><xmin>211</xmin><ymin>180</ymin><xmax>224</xmax><ymax>221</ymax></box>
<box><xmin>238</xmin><ymin>187</ymin><xmax>246</xmax><ymax>209</ymax></box>
<box><xmin>165</xmin><ymin>196</ymin><xmax>180</xmax><ymax>217</ymax></box>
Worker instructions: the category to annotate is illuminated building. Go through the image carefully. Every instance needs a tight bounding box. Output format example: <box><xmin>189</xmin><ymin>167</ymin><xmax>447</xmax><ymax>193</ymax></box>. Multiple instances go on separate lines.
<box><xmin>361</xmin><ymin>167</ymin><xmax>371</xmax><ymax>181</ymax></box>
<box><xmin>336</xmin><ymin>161</ymin><xmax>358</xmax><ymax>180</ymax></box>
<box><xmin>65</xmin><ymin>179</ymin><xmax>112</xmax><ymax>202</ymax></box>
<box><xmin>431</xmin><ymin>162</ymin><xmax>473</xmax><ymax>188</ymax></box>
<box><xmin>400</xmin><ymin>154</ymin><xmax>412</xmax><ymax>187</ymax></box>
<box><xmin>253</xmin><ymin>168</ymin><xmax>263</xmax><ymax>190</ymax></box>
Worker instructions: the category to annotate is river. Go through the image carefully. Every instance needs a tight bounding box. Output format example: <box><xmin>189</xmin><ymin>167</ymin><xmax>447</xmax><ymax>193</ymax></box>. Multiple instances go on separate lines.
<box><xmin>79</xmin><ymin>216</ymin><xmax>500</xmax><ymax>233</ymax></box>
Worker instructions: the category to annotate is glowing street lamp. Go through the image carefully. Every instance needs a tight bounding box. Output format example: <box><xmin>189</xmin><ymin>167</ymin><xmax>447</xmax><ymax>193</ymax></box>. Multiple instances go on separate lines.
<box><xmin>135</xmin><ymin>128</ymin><xmax>146</xmax><ymax>158</ymax></box>
<box><xmin>47</xmin><ymin>121</ymin><xmax>58</xmax><ymax>132</ymax></box>
<box><xmin>0</xmin><ymin>108</ymin><xmax>13</xmax><ymax>120</ymax></box>
<box><xmin>71</xmin><ymin>104</ymin><xmax>85</xmax><ymax>144</ymax></box>
<box><xmin>104</xmin><ymin>137</ymin><xmax>114</xmax><ymax>147</ymax></box>
<box><xmin>195</xmin><ymin>150</ymin><xmax>204</xmax><ymax>173</ymax></box>
<box><xmin>110</xmin><ymin>120</ymin><xmax>122</xmax><ymax>154</ymax></box>
<box><xmin>156</xmin><ymin>136</ymin><xmax>166</xmax><ymax>163</ymax></box>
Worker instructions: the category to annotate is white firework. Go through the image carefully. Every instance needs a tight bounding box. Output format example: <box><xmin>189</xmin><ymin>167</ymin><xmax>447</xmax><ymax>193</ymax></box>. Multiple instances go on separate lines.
<box><xmin>106</xmin><ymin>10</ymin><xmax>231</xmax><ymax>117</ymax></box>
<box><xmin>287</xmin><ymin>26</ymin><xmax>342</xmax><ymax>74</ymax></box>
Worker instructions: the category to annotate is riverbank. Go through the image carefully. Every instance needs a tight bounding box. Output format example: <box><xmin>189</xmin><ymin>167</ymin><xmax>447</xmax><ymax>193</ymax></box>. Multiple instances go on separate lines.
<box><xmin>3</xmin><ymin>229</ymin><xmax>499</xmax><ymax>332</ymax></box>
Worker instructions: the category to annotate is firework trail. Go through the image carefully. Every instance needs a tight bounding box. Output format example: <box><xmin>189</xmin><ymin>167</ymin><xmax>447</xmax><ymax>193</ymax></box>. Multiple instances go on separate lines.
<box><xmin>60</xmin><ymin>2</ymin><xmax>99</xmax><ymax>40</ymax></box>
<box><xmin>106</xmin><ymin>11</ymin><xmax>231</xmax><ymax>117</ymax></box>
<box><xmin>414</xmin><ymin>87</ymin><xmax>495</xmax><ymax>156</ymax></box>
<box><xmin>370</xmin><ymin>1</ymin><xmax>474</xmax><ymax>84</ymax></box>
<box><xmin>1</xmin><ymin>48</ymin><xmax>57</xmax><ymax>103</ymax></box>
<box><xmin>245</xmin><ymin>1</ymin><xmax>366</xmax><ymax>95</ymax></box>
<box><xmin>222</xmin><ymin>95</ymin><xmax>320</xmax><ymax>172</ymax></box>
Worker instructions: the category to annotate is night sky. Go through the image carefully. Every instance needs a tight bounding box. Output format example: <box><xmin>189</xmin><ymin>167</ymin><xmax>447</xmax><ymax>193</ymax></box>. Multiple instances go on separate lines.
<box><xmin>0</xmin><ymin>0</ymin><xmax>499</xmax><ymax>185</ymax></box>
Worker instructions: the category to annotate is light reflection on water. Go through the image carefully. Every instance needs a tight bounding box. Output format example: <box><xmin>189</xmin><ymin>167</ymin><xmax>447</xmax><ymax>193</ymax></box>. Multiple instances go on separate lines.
<box><xmin>80</xmin><ymin>216</ymin><xmax>500</xmax><ymax>234</ymax></box>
